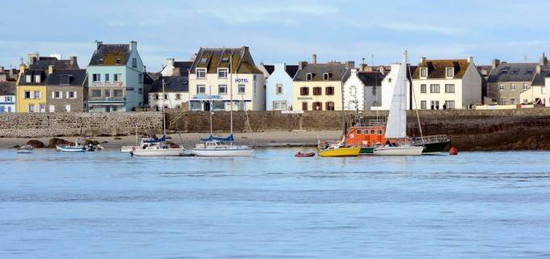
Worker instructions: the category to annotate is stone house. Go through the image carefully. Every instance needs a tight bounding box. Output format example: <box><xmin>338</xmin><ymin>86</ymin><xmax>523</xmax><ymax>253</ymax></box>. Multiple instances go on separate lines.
<box><xmin>293</xmin><ymin>55</ymin><xmax>352</xmax><ymax>111</ymax></box>
<box><xmin>411</xmin><ymin>57</ymin><xmax>482</xmax><ymax>110</ymax></box>
<box><xmin>261</xmin><ymin>63</ymin><xmax>299</xmax><ymax>111</ymax></box>
<box><xmin>87</xmin><ymin>41</ymin><xmax>145</xmax><ymax>112</ymax></box>
<box><xmin>46</xmin><ymin>69</ymin><xmax>87</xmax><ymax>112</ymax></box>
<box><xmin>16</xmin><ymin>54</ymin><xmax>79</xmax><ymax>112</ymax></box>
<box><xmin>188</xmin><ymin>47</ymin><xmax>265</xmax><ymax>111</ymax></box>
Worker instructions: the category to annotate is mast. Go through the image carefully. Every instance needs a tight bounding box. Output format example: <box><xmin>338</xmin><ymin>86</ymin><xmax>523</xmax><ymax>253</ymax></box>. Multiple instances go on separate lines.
<box><xmin>229</xmin><ymin>54</ymin><xmax>234</xmax><ymax>135</ymax></box>
<box><xmin>162</xmin><ymin>78</ymin><xmax>167</xmax><ymax>139</ymax></box>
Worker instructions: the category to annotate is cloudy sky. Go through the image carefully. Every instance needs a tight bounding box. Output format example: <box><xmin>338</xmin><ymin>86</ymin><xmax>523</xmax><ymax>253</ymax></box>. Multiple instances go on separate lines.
<box><xmin>1</xmin><ymin>0</ymin><xmax>549</xmax><ymax>70</ymax></box>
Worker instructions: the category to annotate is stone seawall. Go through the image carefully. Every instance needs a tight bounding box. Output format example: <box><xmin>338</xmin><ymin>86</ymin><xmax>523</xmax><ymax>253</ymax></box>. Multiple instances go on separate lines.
<box><xmin>2</xmin><ymin>109</ymin><xmax>550</xmax><ymax>150</ymax></box>
<box><xmin>0</xmin><ymin>112</ymin><xmax>163</xmax><ymax>137</ymax></box>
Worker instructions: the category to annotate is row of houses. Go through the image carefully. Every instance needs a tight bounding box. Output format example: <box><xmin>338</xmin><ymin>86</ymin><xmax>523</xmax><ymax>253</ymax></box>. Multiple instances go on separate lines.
<box><xmin>2</xmin><ymin>41</ymin><xmax>550</xmax><ymax>113</ymax></box>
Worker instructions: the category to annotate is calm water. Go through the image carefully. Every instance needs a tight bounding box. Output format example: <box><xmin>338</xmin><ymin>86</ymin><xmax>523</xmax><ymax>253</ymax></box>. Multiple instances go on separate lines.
<box><xmin>1</xmin><ymin>149</ymin><xmax>550</xmax><ymax>258</ymax></box>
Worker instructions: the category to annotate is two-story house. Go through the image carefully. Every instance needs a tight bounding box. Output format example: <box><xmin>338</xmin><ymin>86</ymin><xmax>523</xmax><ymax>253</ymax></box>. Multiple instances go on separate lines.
<box><xmin>261</xmin><ymin>63</ymin><xmax>299</xmax><ymax>111</ymax></box>
<box><xmin>411</xmin><ymin>57</ymin><xmax>482</xmax><ymax>110</ymax></box>
<box><xmin>188</xmin><ymin>47</ymin><xmax>265</xmax><ymax>111</ymax></box>
<box><xmin>46</xmin><ymin>68</ymin><xmax>87</xmax><ymax>112</ymax></box>
<box><xmin>149</xmin><ymin>59</ymin><xmax>192</xmax><ymax>110</ymax></box>
<box><xmin>343</xmin><ymin>65</ymin><xmax>386</xmax><ymax>111</ymax></box>
<box><xmin>87</xmin><ymin>41</ymin><xmax>145</xmax><ymax>112</ymax></box>
<box><xmin>16</xmin><ymin>54</ymin><xmax>79</xmax><ymax>112</ymax></box>
<box><xmin>0</xmin><ymin>67</ymin><xmax>18</xmax><ymax>112</ymax></box>
<box><xmin>293</xmin><ymin>55</ymin><xmax>352</xmax><ymax>111</ymax></box>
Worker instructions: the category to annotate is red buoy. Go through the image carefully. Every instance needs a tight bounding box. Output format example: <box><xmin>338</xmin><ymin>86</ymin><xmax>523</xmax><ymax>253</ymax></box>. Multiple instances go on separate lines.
<box><xmin>449</xmin><ymin>147</ymin><xmax>458</xmax><ymax>156</ymax></box>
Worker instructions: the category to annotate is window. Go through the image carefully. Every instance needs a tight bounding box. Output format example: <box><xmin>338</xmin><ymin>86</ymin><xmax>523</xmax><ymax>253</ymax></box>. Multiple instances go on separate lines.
<box><xmin>33</xmin><ymin>91</ymin><xmax>41</xmax><ymax>99</ymax></box>
<box><xmin>5</xmin><ymin>96</ymin><xmax>12</xmax><ymax>102</ymax></box>
<box><xmin>300</xmin><ymin>87</ymin><xmax>309</xmax><ymax>96</ymax></box>
<box><xmin>139</xmin><ymin>73</ymin><xmax>143</xmax><ymax>83</ymax></box>
<box><xmin>175</xmin><ymin>94</ymin><xmax>181</xmax><ymax>100</ymax></box>
<box><xmin>499</xmin><ymin>84</ymin><xmax>504</xmax><ymax>90</ymax></box>
<box><xmin>196</xmin><ymin>68</ymin><xmax>207</xmax><ymax>79</ymax></box>
<box><xmin>510</xmin><ymin>98</ymin><xmax>516</xmax><ymax>104</ymax></box>
<box><xmin>28</xmin><ymin>104</ymin><xmax>34</xmax><ymax>112</ymax></box>
<box><xmin>420</xmin><ymin>100</ymin><xmax>427</xmax><ymax>110</ymax></box>
<box><xmin>68</xmin><ymin>91</ymin><xmax>76</xmax><ymax>99</ymax></box>
<box><xmin>91</xmin><ymin>90</ymin><xmax>101</xmax><ymax>97</ymax></box>
<box><xmin>164</xmin><ymin>94</ymin><xmax>168</xmax><ymax>99</ymax></box>
<box><xmin>313</xmin><ymin>102</ymin><xmax>322</xmax><ymax>111</ymax></box>
<box><xmin>116</xmin><ymin>58</ymin><xmax>121</xmax><ymax>64</ymax></box>
<box><xmin>420</xmin><ymin>84</ymin><xmax>427</xmax><ymax>93</ymax></box>
<box><xmin>113</xmin><ymin>90</ymin><xmax>123</xmax><ymax>97</ymax></box>
<box><xmin>52</xmin><ymin>91</ymin><xmax>62</xmax><ymax>99</ymax></box>
<box><xmin>275</xmin><ymin>83</ymin><xmax>283</xmax><ymax>95</ymax></box>
<box><xmin>302</xmin><ymin>102</ymin><xmax>308</xmax><ymax>111</ymax></box>
<box><xmin>24</xmin><ymin>91</ymin><xmax>31</xmax><ymax>99</ymax></box>
<box><xmin>64</xmin><ymin>104</ymin><xmax>71</xmax><ymax>112</ymax></box>
<box><xmin>238</xmin><ymin>84</ymin><xmax>245</xmax><ymax>94</ymax></box>
<box><xmin>323</xmin><ymin>73</ymin><xmax>330</xmax><ymax>80</ymax></box>
<box><xmin>26</xmin><ymin>75</ymin><xmax>32</xmax><ymax>83</ymax></box>
<box><xmin>132</xmin><ymin>58</ymin><xmax>137</xmax><ymax>68</ymax></box>
<box><xmin>325</xmin><ymin>87</ymin><xmax>335</xmax><ymax>95</ymax></box>
<box><xmin>126</xmin><ymin>87</ymin><xmax>134</xmax><ymax>91</ymax></box>
<box><xmin>523</xmin><ymin>83</ymin><xmax>528</xmax><ymax>90</ymax></box>
<box><xmin>39</xmin><ymin>104</ymin><xmax>45</xmax><ymax>112</ymax></box>
<box><xmin>114</xmin><ymin>73</ymin><xmax>122</xmax><ymax>82</ymax></box>
<box><xmin>35</xmin><ymin>75</ymin><xmax>41</xmax><ymax>83</ymax></box>
<box><xmin>326</xmin><ymin>101</ymin><xmax>335</xmax><ymax>111</ymax></box>
<box><xmin>500</xmin><ymin>98</ymin><xmax>506</xmax><ymax>105</ymax></box>
<box><xmin>138</xmin><ymin>88</ymin><xmax>142</xmax><ymax>94</ymax></box>
<box><xmin>218</xmin><ymin>84</ymin><xmax>227</xmax><ymax>94</ymax></box>
<box><xmin>49</xmin><ymin>105</ymin><xmax>55</xmax><ymax>112</ymax></box>
<box><xmin>420</xmin><ymin>67</ymin><xmax>428</xmax><ymax>78</ymax></box>
<box><xmin>273</xmin><ymin>100</ymin><xmax>288</xmax><ymax>110</ymax></box>
<box><xmin>306</xmin><ymin>73</ymin><xmax>313</xmax><ymax>81</ymax></box>
<box><xmin>313</xmin><ymin>87</ymin><xmax>322</xmax><ymax>96</ymax></box>
<box><xmin>445</xmin><ymin>84</ymin><xmax>455</xmax><ymax>93</ymax></box>
<box><xmin>510</xmin><ymin>84</ymin><xmax>516</xmax><ymax>90</ymax></box>
<box><xmin>104</xmin><ymin>90</ymin><xmax>111</xmax><ymax>97</ymax></box>
<box><xmin>197</xmin><ymin>84</ymin><xmax>206</xmax><ymax>94</ymax></box>
<box><xmin>218</xmin><ymin>68</ymin><xmax>228</xmax><ymax>79</ymax></box>
<box><xmin>430</xmin><ymin>84</ymin><xmax>440</xmax><ymax>93</ymax></box>
<box><xmin>446</xmin><ymin>67</ymin><xmax>454</xmax><ymax>78</ymax></box>
<box><xmin>430</xmin><ymin>100</ymin><xmax>440</xmax><ymax>110</ymax></box>
<box><xmin>444</xmin><ymin>100</ymin><xmax>455</xmax><ymax>109</ymax></box>
<box><xmin>105</xmin><ymin>74</ymin><xmax>110</xmax><ymax>82</ymax></box>
<box><xmin>93</xmin><ymin>73</ymin><xmax>101</xmax><ymax>82</ymax></box>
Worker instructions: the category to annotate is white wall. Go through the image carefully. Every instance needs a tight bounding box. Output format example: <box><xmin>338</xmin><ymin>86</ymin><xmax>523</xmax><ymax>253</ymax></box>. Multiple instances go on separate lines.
<box><xmin>149</xmin><ymin>92</ymin><xmax>191</xmax><ymax>109</ymax></box>
<box><xmin>343</xmin><ymin>69</ymin><xmax>365</xmax><ymax>111</ymax></box>
<box><xmin>376</xmin><ymin>64</ymin><xmax>410</xmax><ymax>110</ymax></box>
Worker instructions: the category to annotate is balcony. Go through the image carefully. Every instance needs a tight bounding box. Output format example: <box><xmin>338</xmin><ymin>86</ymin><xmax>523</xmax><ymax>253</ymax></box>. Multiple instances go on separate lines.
<box><xmin>88</xmin><ymin>97</ymin><xmax>126</xmax><ymax>103</ymax></box>
<box><xmin>91</xmin><ymin>82</ymin><xmax>124</xmax><ymax>88</ymax></box>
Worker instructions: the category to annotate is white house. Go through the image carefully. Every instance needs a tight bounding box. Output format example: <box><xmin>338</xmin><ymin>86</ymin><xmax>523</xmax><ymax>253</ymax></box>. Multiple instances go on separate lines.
<box><xmin>343</xmin><ymin>67</ymin><xmax>385</xmax><ymax>111</ymax></box>
<box><xmin>149</xmin><ymin>59</ymin><xmax>192</xmax><ymax>110</ymax></box>
<box><xmin>411</xmin><ymin>57</ymin><xmax>482</xmax><ymax>110</ymax></box>
<box><xmin>0</xmin><ymin>82</ymin><xmax>16</xmax><ymax>112</ymax></box>
<box><xmin>262</xmin><ymin>63</ymin><xmax>298</xmax><ymax>111</ymax></box>
<box><xmin>373</xmin><ymin>64</ymin><xmax>413</xmax><ymax>110</ymax></box>
<box><xmin>188</xmin><ymin>47</ymin><xmax>265</xmax><ymax>111</ymax></box>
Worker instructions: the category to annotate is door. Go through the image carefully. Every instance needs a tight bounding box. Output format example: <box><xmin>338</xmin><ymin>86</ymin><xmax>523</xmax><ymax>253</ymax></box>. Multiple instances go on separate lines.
<box><xmin>49</xmin><ymin>105</ymin><xmax>55</xmax><ymax>112</ymax></box>
<box><xmin>204</xmin><ymin>101</ymin><xmax>211</xmax><ymax>111</ymax></box>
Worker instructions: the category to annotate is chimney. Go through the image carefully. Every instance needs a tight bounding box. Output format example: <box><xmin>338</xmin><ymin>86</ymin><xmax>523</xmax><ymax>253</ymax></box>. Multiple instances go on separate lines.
<box><xmin>28</xmin><ymin>53</ymin><xmax>39</xmax><ymax>65</ymax></box>
<box><xmin>173</xmin><ymin>67</ymin><xmax>181</xmax><ymax>76</ymax></box>
<box><xmin>366</xmin><ymin>66</ymin><xmax>374</xmax><ymax>72</ymax></box>
<box><xmin>347</xmin><ymin>61</ymin><xmax>355</xmax><ymax>69</ymax></box>
<box><xmin>69</xmin><ymin>56</ymin><xmax>78</xmax><ymax>67</ymax></box>
<box><xmin>351</xmin><ymin>68</ymin><xmax>358</xmax><ymax>75</ymax></box>
<box><xmin>0</xmin><ymin>66</ymin><xmax>4</xmax><ymax>72</ymax></box>
<box><xmin>95</xmin><ymin>40</ymin><xmax>103</xmax><ymax>49</ymax></box>
<box><xmin>166</xmin><ymin>58</ymin><xmax>175</xmax><ymax>67</ymax></box>
<box><xmin>540</xmin><ymin>53</ymin><xmax>548</xmax><ymax>66</ymax></box>
<box><xmin>420</xmin><ymin>56</ymin><xmax>427</xmax><ymax>63</ymax></box>
<box><xmin>48</xmin><ymin>65</ymin><xmax>54</xmax><ymax>74</ymax></box>
<box><xmin>467</xmin><ymin>56</ymin><xmax>474</xmax><ymax>64</ymax></box>
<box><xmin>299</xmin><ymin>61</ymin><xmax>308</xmax><ymax>70</ymax></box>
<box><xmin>19</xmin><ymin>64</ymin><xmax>26</xmax><ymax>74</ymax></box>
<box><xmin>537</xmin><ymin>64</ymin><xmax>543</xmax><ymax>74</ymax></box>
<box><xmin>130</xmin><ymin>41</ymin><xmax>137</xmax><ymax>51</ymax></box>
<box><xmin>312</xmin><ymin>54</ymin><xmax>317</xmax><ymax>64</ymax></box>
<box><xmin>379</xmin><ymin>66</ymin><xmax>386</xmax><ymax>74</ymax></box>
<box><xmin>492</xmin><ymin>59</ymin><xmax>501</xmax><ymax>69</ymax></box>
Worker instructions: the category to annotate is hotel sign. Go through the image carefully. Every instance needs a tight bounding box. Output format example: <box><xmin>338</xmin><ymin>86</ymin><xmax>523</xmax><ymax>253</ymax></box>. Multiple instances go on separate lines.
<box><xmin>234</xmin><ymin>78</ymin><xmax>248</xmax><ymax>83</ymax></box>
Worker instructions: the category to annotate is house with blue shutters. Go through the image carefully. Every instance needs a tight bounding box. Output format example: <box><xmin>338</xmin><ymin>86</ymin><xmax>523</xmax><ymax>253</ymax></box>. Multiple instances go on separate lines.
<box><xmin>261</xmin><ymin>63</ymin><xmax>298</xmax><ymax>111</ymax></box>
<box><xmin>86</xmin><ymin>41</ymin><xmax>145</xmax><ymax>112</ymax></box>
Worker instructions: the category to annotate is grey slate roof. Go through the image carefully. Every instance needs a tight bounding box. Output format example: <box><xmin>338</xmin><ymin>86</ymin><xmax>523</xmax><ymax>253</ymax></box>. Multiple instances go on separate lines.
<box><xmin>531</xmin><ymin>69</ymin><xmax>550</xmax><ymax>86</ymax></box>
<box><xmin>174</xmin><ymin>61</ymin><xmax>193</xmax><ymax>74</ymax></box>
<box><xmin>28</xmin><ymin>57</ymin><xmax>79</xmax><ymax>70</ymax></box>
<box><xmin>487</xmin><ymin>63</ymin><xmax>537</xmax><ymax>83</ymax></box>
<box><xmin>294</xmin><ymin>62</ymin><xmax>350</xmax><ymax>81</ymax></box>
<box><xmin>46</xmin><ymin>69</ymin><xmax>87</xmax><ymax>86</ymax></box>
<box><xmin>89</xmin><ymin>44</ymin><xmax>130</xmax><ymax>66</ymax></box>
<box><xmin>150</xmin><ymin>76</ymin><xmax>189</xmax><ymax>93</ymax></box>
<box><xmin>357</xmin><ymin>71</ymin><xmax>385</xmax><ymax>86</ymax></box>
<box><xmin>262</xmin><ymin>64</ymin><xmax>299</xmax><ymax>78</ymax></box>
<box><xmin>0</xmin><ymin>81</ymin><xmax>16</xmax><ymax>95</ymax></box>
<box><xmin>189</xmin><ymin>47</ymin><xmax>262</xmax><ymax>74</ymax></box>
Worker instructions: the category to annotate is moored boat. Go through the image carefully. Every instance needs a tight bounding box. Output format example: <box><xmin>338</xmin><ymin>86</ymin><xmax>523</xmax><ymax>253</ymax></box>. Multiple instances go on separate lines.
<box><xmin>373</xmin><ymin>144</ymin><xmax>424</xmax><ymax>156</ymax></box>
<box><xmin>130</xmin><ymin>142</ymin><xmax>185</xmax><ymax>157</ymax></box>
<box><xmin>318</xmin><ymin>146</ymin><xmax>361</xmax><ymax>157</ymax></box>
<box><xmin>16</xmin><ymin>145</ymin><xmax>34</xmax><ymax>154</ymax></box>
<box><xmin>295</xmin><ymin>152</ymin><xmax>316</xmax><ymax>157</ymax></box>
<box><xmin>192</xmin><ymin>135</ymin><xmax>253</xmax><ymax>157</ymax></box>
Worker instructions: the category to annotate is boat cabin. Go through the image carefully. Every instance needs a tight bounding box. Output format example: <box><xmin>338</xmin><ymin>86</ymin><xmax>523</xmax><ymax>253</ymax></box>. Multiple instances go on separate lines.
<box><xmin>345</xmin><ymin>123</ymin><xmax>387</xmax><ymax>147</ymax></box>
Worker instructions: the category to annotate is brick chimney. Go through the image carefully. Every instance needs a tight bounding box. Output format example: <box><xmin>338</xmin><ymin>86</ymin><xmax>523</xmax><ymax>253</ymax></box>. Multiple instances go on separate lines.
<box><xmin>420</xmin><ymin>56</ymin><xmax>427</xmax><ymax>64</ymax></box>
<box><xmin>467</xmin><ymin>56</ymin><xmax>474</xmax><ymax>64</ymax></box>
<box><xmin>299</xmin><ymin>61</ymin><xmax>308</xmax><ymax>70</ymax></box>
<box><xmin>95</xmin><ymin>40</ymin><xmax>103</xmax><ymax>50</ymax></box>
<box><xmin>347</xmin><ymin>61</ymin><xmax>355</xmax><ymax>69</ymax></box>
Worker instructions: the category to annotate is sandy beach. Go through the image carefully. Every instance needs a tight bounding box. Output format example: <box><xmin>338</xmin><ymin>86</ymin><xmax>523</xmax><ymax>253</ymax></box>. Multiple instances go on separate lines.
<box><xmin>0</xmin><ymin>130</ymin><xmax>343</xmax><ymax>150</ymax></box>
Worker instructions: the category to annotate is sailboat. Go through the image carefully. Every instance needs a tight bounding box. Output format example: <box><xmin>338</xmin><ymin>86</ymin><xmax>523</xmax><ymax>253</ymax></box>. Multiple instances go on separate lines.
<box><xmin>131</xmin><ymin>79</ymin><xmax>185</xmax><ymax>157</ymax></box>
<box><xmin>191</xmin><ymin>54</ymin><xmax>254</xmax><ymax>157</ymax></box>
<box><xmin>373</xmin><ymin>51</ymin><xmax>424</xmax><ymax>156</ymax></box>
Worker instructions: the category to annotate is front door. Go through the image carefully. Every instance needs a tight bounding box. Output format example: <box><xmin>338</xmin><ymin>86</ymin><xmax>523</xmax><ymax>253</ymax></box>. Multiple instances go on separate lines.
<box><xmin>204</xmin><ymin>101</ymin><xmax>211</xmax><ymax>111</ymax></box>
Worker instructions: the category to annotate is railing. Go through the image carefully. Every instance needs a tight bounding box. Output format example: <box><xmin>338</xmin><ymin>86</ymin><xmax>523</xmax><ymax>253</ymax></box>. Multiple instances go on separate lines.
<box><xmin>88</xmin><ymin>97</ymin><xmax>126</xmax><ymax>102</ymax></box>
<box><xmin>91</xmin><ymin>82</ymin><xmax>124</xmax><ymax>87</ymax></box>
<box><xmin>411</xmin><ymin>135</ymin><xmax>450</xmax><ymax>145</ymax></box>
<box><xmin>366</xmin><ymin>120</ymin><xmax>386</xmax><ymax>126</ymax></box>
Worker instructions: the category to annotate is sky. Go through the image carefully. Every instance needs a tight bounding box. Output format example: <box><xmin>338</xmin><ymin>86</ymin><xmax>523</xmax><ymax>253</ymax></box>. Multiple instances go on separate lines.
<box><xmin>1</xmin><ymin>0</ymin><xmax>550</xmax><ymax>71</ymax></box>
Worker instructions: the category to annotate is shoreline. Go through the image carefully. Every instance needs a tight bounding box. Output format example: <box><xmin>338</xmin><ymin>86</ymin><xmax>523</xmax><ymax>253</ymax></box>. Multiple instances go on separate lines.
<box><xmin>0</xmin><ymin>130</ymin><xmax>343</xmax><ymax>150</ymax></box>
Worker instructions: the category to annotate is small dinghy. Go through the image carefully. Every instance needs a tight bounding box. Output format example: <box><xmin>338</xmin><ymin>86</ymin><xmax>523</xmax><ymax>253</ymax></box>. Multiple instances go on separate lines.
<box><xmin>17</xmin><ymin>145</ymin><xmax>34</xmax><ymax>154</ymax></box>
<box><xmin>295</xmin><ymin>152</ymin><xmax>315</xmax><ymax>157</ymax></box>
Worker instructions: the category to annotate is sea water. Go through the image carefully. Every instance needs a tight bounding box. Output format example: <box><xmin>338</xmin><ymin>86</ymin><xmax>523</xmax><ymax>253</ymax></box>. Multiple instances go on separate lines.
<box><xmin>1</xmin><ymin>149</ymin><xmax>550</xmax><ymax>258</ymax></box>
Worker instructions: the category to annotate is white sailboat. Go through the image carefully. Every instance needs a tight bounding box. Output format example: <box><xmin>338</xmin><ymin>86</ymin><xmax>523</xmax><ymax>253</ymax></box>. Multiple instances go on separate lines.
<box><xmin>374</xmin><ymin>51</ymin><xmax>424</xmax><ymax>156</ymax></box>
<box><xmin>191</xmin><ymin>54</ymin><xmax>254</xmax><ymax>157</ymax></box>
<box><xmin>131</xmin><ymin>79</ymin><xmax>185</xmax><ymax>157</ymax></box>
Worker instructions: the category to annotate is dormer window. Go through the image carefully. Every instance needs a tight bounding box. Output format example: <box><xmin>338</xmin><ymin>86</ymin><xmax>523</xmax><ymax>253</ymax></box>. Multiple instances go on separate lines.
<box><xmin>306</xmin><ymin>73</ymin><xmax>313</xmax><ymax>81</ymax></box>
<box><xmin>99</xmin><ymin>58</ymin><xmax>104</xmax><ymax>63</ymax></box>
<box><xmin>218</xmin><ymin>68</ymin><xmax>228</xmax><ymax>79</ymax></box>
<box><xmin>196</xmin><ymin>68</ymin><xmax>207</xmax><ymax>79</ymax></box>
<box><xmin>26</xmin><ymin>74</ymin><xmax>32</xmax><ymax>83</ymax></box>
<box><xmin>35</xmin><ymin>75</ymin><xmax>41</xmax><ymax>83</ymax></box>
<box><xmin>200</xmin><ymin>57</ymin><xmax>208</xmax><ymax>64</ymax></box>
<box><xmin>132</xmin><ymin>58</ymin><xmax>137</xmax><ymax>68</ymax></box>
<box><xmin>446</xmin><ymin>67</ymin><xmax>455</xmax><ymax>78</ymax></box>
<box><xmin>323</xmin><ymin>73</ymin><xmax>331</xmax><ymax>81</ymax></box>
<box><xmin>420</xmin><ymin>67</ymin><xmax>428</xmax><ymax>78</ymax></box>
<box><xmin>116</xmin><ymin>58</ymin><xmax>121</xmax><ymax>64</ymax></box>
<box><xmin>221</xmin><ymin>56</ymin><xmax>230</xmax><ymax>62</ymax></box>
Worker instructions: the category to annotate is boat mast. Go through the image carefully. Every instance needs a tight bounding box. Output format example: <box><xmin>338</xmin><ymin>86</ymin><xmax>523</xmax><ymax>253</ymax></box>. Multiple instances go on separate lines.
<box><xmin>162</xmin><ymin>78</ymin><xmax>167</xmax><ymax>139</ymax></box>
<box><xmin>229</xmin><ymin>54</ymin><xmax>234</xmax><ymax>135</ymax></box>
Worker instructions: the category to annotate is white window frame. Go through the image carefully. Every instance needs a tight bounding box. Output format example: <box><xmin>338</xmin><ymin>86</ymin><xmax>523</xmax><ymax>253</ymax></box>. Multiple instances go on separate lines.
<box><xmin>218</xmin><ymin>84</ymin><xmax>227</xmax><ymax>94</ymax></box>
<box><xmin>197</xmin><ymin>84</ymin><xmax>206</xmax><ymax>94</ymax></box>
<box><xmin>26</xmin><ymin>75</ymin><xmax>32</xmax><ymax>83</ymax></box>
<box><xmin>275</xmin><ymin>83</ymin><xmax>284</xmax><ymax>95</ymax></box>
<box><xmin>420</xmin><ymin>67</ymin><xmax>428</xmax><ymax>78</ymax></box>
<box><xmin>306</xmin><ymin>73</ymin><xmax>313</xmax><ymax>81</ymax></box>
<box><xmin>35</xmin><ymin>75</ymin><xmax>41</xmax><ymax>83</ymax></box>
<box><xmin>196</xmin><ymin>68</ymin><xmax>207</xmax><ymax>79</ymax></box>
<box><xmin>420</xmin><ymin>84</ymin><xmax>427</xmax><ymax>93</ymax></box>
<box><xmin>430</xmin><ymin>84</ymin><xmax>440</xmax><ymax>93</ymax></box>
<box><xmin>445</xmin><ymin>84</ymin><xmax>455</xmax><ymax>93</ymax></box>
<box><xmin>238</xmin><ymin>84</ymin><xmax>246</xmax><ymax>94</ymax></box>
<box><xmin>217</xmin><ymin>68</ymin><xmax>228</xmax><ymax>79</ymax></box>
<box><xmin>445</xmin><ymin>67</ymin><xmax>455</xmax><ymax>78</ymax></box>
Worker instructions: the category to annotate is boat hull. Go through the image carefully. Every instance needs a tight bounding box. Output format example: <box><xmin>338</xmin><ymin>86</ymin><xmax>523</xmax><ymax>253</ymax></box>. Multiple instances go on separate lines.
<box><xmin>192</xmin><ymin>148</ymin><xmax>254</xmax><ymax>157</ymax></box>
<box><xmin>56</xmin><ymin>146</ymin><xmax>86</xmax><ymax>152</ymax></box>
<box><xmin>416</xmin><ymin>140</ymin><xmax>450</xmax><ymax>153</ymax></box>
<box><xmin>318</xmin><ymin>147</ymin><xmax>361</xmax><ymax>157</ymax></box>
<box><xmin>359</xmin><ymin>147</ymin><xmax>374</xmax><ymax>154</ymax></box>
<box><xmin>373</xmin><ymin>146</ymin><xmax>424</xmax><ymax>156</ymax></box>
<box><xmin>131</xmin><ymin>148</ymin><xmax>184</xmax><ymax>157</ymax></box>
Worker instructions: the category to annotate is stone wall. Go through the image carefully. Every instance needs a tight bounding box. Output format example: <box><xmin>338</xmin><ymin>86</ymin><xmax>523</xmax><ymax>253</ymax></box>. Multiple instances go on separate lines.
<box><xmin>0</xmin><ymin>112</ymin><xmax>163</xmax><ymax>137</ymax></box>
